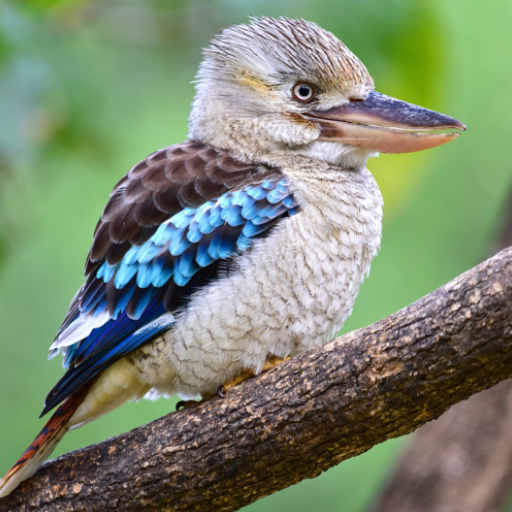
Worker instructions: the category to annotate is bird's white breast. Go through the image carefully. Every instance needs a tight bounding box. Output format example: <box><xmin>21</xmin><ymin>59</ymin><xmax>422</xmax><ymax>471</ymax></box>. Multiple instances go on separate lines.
<box><xmin>133</xmin><ymin>160</ymin><xmax>383</xmax><ymax>399</ymax></box>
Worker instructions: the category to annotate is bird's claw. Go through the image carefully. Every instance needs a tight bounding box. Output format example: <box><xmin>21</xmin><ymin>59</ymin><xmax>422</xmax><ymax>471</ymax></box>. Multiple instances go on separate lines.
<box><xmin>175</xmin><ymin>400</ymin><xmax>197</xmax><ymax>411</ymax></box>
<box><xmin>214</xmin><ymin>358</ymin><xmax>291</xmax><ymax>400</ymax></box>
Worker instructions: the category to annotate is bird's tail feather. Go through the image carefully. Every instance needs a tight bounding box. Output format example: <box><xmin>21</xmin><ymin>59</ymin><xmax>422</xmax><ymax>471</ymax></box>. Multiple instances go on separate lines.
<box><xmin>0</xmin><ymin>385</ymin><xmax>90</xmax><ymax>498</ymax></box>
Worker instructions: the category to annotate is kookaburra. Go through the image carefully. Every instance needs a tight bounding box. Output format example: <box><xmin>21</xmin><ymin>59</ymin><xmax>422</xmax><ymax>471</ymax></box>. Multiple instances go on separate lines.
<box><xmin>0</xmin><ymin>17</ymin><xmax>465</xmax><ymax>497</ymax></box>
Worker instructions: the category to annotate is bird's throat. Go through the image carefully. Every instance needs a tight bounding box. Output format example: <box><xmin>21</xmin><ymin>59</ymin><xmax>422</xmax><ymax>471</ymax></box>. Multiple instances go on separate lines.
<box><xmin>293</xmin><ymin>140</ymin><xmax>376</xmax><ymax>170</ymax></box>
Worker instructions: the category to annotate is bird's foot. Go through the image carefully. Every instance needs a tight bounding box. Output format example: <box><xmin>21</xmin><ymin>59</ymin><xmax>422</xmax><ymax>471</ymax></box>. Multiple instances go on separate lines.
<box><xmin>175</xmin><ymin>400</ymin><xmax>198</xmax><ymax>411</ymax></box>
<box><xmin>216</xmin><ymin>356</ymin><xmax>292</xmax><ymax>398</ymax></box>
<box><xmin>261</xmin><ymin>355</ymin><xmax>291</xmax><ymax>372</ymax></box>
<box><xmin>221</xmin><ymin>369</ymin><xmax>255</xmax><ymax>394</ymax></box>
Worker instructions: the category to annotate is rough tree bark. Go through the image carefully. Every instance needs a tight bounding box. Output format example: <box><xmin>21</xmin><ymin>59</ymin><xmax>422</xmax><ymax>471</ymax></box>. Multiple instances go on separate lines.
<box><xmin>369</xmin><ymin>380</ymin><xmax>512</xmax><ymax>512</ymax></box>
<box><xmin>369</xmin><ymin>191</ymin><xmax>512</xmax><ymax>512</ymax></box>
<box><xmin>2</xmin><ymin>248</ymin><xmax>512</xmax><ymax>512</ymax></box>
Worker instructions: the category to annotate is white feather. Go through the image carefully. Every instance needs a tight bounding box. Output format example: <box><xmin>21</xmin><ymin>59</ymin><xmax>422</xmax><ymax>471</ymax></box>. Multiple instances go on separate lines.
<box><xmin>49</xmin><ymin>309</ymin><xmax>110</xmax><ymax>352</ymax></box>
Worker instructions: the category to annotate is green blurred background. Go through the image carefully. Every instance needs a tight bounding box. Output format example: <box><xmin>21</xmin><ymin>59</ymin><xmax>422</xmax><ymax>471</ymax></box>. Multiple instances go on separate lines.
<box><xmin>0</xmin><ymin>0</ymin><xmax>511</xmax><ymax>510</ymax></box>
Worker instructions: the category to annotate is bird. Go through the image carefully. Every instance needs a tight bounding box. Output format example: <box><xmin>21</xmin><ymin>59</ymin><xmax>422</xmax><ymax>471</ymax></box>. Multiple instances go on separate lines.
<box><xmin>0</xmin><ymin>16</ymin><xmax>465</xmax><ymax>497</ymax></box>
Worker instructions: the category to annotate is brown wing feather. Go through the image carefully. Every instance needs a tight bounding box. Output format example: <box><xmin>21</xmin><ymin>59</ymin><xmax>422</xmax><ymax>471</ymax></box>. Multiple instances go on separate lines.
<box><xmin>84</xmin><ymin>141</ymin><xmax>280</xmax><ymax>276</ymax></box>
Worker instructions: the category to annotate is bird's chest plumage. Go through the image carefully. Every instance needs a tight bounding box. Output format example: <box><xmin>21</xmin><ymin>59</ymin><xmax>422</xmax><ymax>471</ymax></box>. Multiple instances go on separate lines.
<box><xmin>134</xmin><ymin>164</ymin><xmax>383</xmax><ymax>399</ymax></box>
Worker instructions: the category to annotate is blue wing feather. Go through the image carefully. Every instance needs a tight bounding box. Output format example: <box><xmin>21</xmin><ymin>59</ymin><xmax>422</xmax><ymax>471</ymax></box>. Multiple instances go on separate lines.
<box><xmin>45</xmin><ymin>176</ymin><xmax>298</xmax><ymax>414</ymax></box>
<box><xmin>44</xmin><ymin>300</ymin><xmax>170</xmax><ymax>415</ymax></box>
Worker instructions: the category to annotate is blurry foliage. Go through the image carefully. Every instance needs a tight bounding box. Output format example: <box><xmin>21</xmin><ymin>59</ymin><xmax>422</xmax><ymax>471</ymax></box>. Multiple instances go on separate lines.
<box><xmin>0</xmin><ymin>1</ymin><xmax>511</xmax><ymax>512</ymax></box>
<box><xmin>0</xmin><ymin>2</ymin><xmax>110</xmax><ymax>269</ymax></box>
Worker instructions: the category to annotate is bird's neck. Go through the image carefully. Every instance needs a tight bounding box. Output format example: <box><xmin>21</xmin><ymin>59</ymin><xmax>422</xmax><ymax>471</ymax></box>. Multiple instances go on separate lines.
<box><xmin>260</xmin><ymin>151</ymin><xmax>383</xmax><ymax>238</ymax></box>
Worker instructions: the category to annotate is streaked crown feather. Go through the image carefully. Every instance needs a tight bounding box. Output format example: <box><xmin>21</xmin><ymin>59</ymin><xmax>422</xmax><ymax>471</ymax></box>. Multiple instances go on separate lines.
<box><xmin>198</xmin><ymin>17</ymin><xmax>373</xmax><ymax>96</ymax></box>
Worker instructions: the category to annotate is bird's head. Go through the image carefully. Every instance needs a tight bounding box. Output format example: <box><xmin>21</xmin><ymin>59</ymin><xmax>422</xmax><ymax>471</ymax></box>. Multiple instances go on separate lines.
<box><xmin>189</xmin><ymin>17</ymin><xmax>465</xmax><ymax>168</ymax></box>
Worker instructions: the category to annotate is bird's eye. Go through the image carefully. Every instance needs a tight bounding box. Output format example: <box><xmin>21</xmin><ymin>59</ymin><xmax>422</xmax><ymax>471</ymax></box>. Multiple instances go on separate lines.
<box><xmin>292</xmin><ymin>83</ymin><xmax>314</xmax><ymax>102</ymax></box>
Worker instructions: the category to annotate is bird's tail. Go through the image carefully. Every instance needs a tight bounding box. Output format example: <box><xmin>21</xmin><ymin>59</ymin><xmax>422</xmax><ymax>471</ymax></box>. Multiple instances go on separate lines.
<box><xmin>0</xmin><ymin>385</ymin><xmax>90</xmax><ymax>498</ymax></box>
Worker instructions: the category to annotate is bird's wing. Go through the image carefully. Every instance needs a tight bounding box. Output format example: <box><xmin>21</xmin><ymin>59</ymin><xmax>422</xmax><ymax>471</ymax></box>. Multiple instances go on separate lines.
<box><xmin>42</xmin><ymin>141</ymin><xmax>298</xmax><ymax>415</ymax></box>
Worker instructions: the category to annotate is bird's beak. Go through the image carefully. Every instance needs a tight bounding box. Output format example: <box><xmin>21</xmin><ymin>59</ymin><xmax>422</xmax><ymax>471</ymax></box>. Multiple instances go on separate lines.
<box><xmin>303</xmin><ymin>91</ymin><xmax>466</xmax><ymax>153</ymax></box>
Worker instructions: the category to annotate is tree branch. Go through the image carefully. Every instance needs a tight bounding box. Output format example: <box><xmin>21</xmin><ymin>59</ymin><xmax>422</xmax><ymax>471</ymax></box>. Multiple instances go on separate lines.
<box><xmin>369</xmin><ymin>379</ymin><xmax>512</xmax><ymax>512</ymax></box>
<box><xmin>3</xmin><ymin>247</ymin><xmax>512</xmax><ymax>512</ymax></box>
<box><xmin>368</xmin><ymin>187</ymin><xmax>512</xmax><ymax>512</ymax></box>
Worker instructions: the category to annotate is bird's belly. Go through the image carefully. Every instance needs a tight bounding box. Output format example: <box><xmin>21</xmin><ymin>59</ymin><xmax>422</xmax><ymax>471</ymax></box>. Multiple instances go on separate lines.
<box><xmin>131</xmin><ymin>201</ymin><xmax>381</xmax><ymax>400</ymax></box>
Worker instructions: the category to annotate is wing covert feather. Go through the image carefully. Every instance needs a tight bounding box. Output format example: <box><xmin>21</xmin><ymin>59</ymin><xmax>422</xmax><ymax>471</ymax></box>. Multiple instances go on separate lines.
<box><xmin>85</xmin><ymin>141</ymin><xmax>271</xmax><ymax>276</ymax></box>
